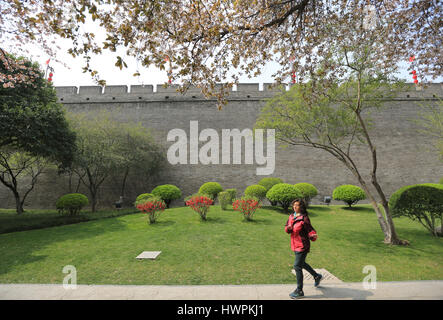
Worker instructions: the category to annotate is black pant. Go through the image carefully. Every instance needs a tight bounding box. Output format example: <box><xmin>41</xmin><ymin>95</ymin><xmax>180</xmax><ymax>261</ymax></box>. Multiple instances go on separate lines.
<box><xmin>294</xmin><ymin>251</ymin><xmax>318</xmax><ymax>291</ymax></box>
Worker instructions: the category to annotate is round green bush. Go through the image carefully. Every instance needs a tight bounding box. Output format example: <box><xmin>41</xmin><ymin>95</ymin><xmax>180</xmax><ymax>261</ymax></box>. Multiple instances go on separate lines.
<box><xmin>266</xmin><ymin>183</ymin><xmax>302</xmax><ymax>212</ymax></box>
<box><xmin>135</xmin><ymin>193</ymin><xmax>153</xmax><ymax>206</ymax></box>
<box><xmin>136</xmin><ymin>193</ymin><xmax>153</xmax><ymax>201</ymax></box>
<box><xmin>244</xmin><ymin>185</ymin><xmax>267</xmax><ymax>201</ymax></box>
<box><xmin>218</xmin><ymin>191</ymin><xmax>232</xmax><ymax>210</ymax></box>
<box><xmin>151</xmin><ymin>184</ymin><xmax>182</xmax><ymax>208</ymax></box>
<box><xmin>56</xmin><ymin>193</ymin><xmax>89</xmax><ymax>215</ymax></box>
<box><xmin>198</xmin><ymin>182</ymin><xmax>223</xmax><ymax>200</ymax></box>
<box><xmin>258</xmin><ymin>177</ymin><xmax>284</xmax><ymax>191</ymax></box>
<box><xmin>332</xmin><ymin>185</ymin><xmax>366</xmax><ymax>208</ymax></box>
<box><xmin>258</xmin><ymin>177</ymin><xmax>284</xmax><ymax>205</ymax></box>
<box><xmin>389</xmin><ymin>183</ymin><xmax>443</xmax><ymax>236</ymax></box>
<box><xmin>294</xmin><ymin>183</ymin><xmax>318</xmax><ymax>206</ymax></box>
<box><xmin>224</xmin><ymin>188</ymin><xmax>237</xmax><ymax>203</ymax></box>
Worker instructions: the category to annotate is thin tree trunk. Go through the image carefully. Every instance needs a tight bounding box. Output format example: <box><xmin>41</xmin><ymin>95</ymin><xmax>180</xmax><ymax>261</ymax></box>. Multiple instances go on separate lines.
<box><xmin>85</xmin><ymin>168</ymin><xmax>98</xmax><ymax>213</ymax></box>
<box><xmin>90</xmin><ymin>189</ymin><xmax>98</xmax><ymax>212</ymax></box>
<box><xmin>440</xmin><ymin>214</ymin><xmax>442</xmax><ymax>236</ymax></box>
<box><xmin>356</xmin><ymin>177</ymin><xmax>390</xmax><ymax>237</ymax></box>
<box><xmin>120</xmin><ymin>166</ymin><xmax>130</xmax><ymax>198</ymax></box>
<box><xmin>13</xmin><ymin>191</ymin><xmax>24</xmax><ymax>215</ymax></box>
<box><xmin>75</xmin><ymin>176</ymin><xmax>82</xmax><ymax>193</ymax></box>
<box><xmin>354</xmin><ymin>79</ymin><xmax>403</xmax><ymax>245</ymax></box>
<box><xmin>372</xmin><ymin>176</ymin><xmax>402</xmax><ymax>244</ymax></box>
<box><xmin>68</xmin><ymin>172</ymin><xmax>73</xmax><ymax>193</ymax></box>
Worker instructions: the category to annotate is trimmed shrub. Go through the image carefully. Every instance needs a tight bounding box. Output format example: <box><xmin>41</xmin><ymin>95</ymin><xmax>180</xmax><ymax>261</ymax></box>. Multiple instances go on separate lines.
<box><xmin>136</xmin><ymin>193</ymin><xmax>153</xmax><ymax>201</ymax></box>
<box><xmin>266</xmin><ymin>183</ymin><xmax>302</xmax><ymax>213</ymax></box>
<box><xmin>389</xmin><ymin>183</ymin><xmax>443</xmax><ymax>237</ymax></box>
<box><xmin>218</xmin><ymin>191</ymin><xmax>232</xmax><ymax>210</ymax></box>
<box><xmin>258</xmin><ymin>177</ymin><xmax>284</xmax><ymax>191</ymax></box>
<box><xmin>332</xmin><ymin>185</ymin><xmax>366</xmax><ymax>208</ymax></box>
<box><xmin>198</xmin><ymin>182</ymin><xmax>223</xmax><ymax>202</ymax></box>
<box><xmin>244</xmin><ymin>185</ymin><xmax>267</xmax><ymax>202</ymax></box>
<box><xmin>135</xmin><ymin>193</ymin><xmax>153</xmax><ymax>206</ymax></box>
<box><xmin>184</xmin><ymin>192</ymin><xmax>213</xmax><ymax>205</ymax></box>
<box><xmin>56</xmin><ymin>193</ymin><xmax>89</xmax><ymax>215</ymax></box>
<box><xmin>258</xmin><ymin>177</ymin><xmax>284</xmax><ymax>205</ymax></box>
<box><xmin>151</xmin><ymin>184</ymin><xmax>182</xmax><ymax>208</ymax></box>
<box><xmin>184</xmin><ymin>194</ymin><xmax>193</xmax><ymax>206</ymax></box>
<box><xmin>225</xmin><ymin>188</ymin><xmax>237</xmax><ymax>203</ymax></box>
<box><xmin>294</xmin><ymin>183</ymin><xmax>318</xmax><ymax>206</ymax></box>
<box><xmin>136</xmin><ymin>196</ymin><xmax>166</xmax><ymax>224</ymax></box>
<box><xmin>185</xmin><ymin>194</ymin><xmax>214</xmax><ymax>221</ymax></box>
<box><xmin>232</xmin><ymin>196</ymin><xmax>261</xmax><ymax>221</ymax></box>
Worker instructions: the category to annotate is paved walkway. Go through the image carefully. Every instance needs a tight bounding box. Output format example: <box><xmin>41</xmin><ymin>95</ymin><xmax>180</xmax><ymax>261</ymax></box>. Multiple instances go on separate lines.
<box><xmin>0</xmin><ymin>281</ymin><xmax>442</xmax><ymax>300</ymax></box>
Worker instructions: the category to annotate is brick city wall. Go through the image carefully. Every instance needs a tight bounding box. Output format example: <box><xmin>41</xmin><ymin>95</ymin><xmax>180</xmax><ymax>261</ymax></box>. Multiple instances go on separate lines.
<box><xmin>0</xmin><ymin>83</ymin><xmax>442</xmax><ymax>209</ymax></box>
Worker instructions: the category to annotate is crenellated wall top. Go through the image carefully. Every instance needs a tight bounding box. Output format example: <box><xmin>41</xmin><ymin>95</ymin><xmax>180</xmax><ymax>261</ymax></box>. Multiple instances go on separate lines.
<box><xmin>54</xmin><ymin>83</ymin><xmax>443</xmax><ymax>103</ymax></box>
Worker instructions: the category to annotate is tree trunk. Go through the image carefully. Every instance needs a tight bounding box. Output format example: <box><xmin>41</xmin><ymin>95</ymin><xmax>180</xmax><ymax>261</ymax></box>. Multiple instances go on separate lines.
<box><xmin>68</xmin><ymin>172</ymin><xmax>73</xmax><ymax>193</ymax></box>
<box><xmin>120</xmin><ymin>166</ymin><xmax>130</xmax><ymax>199</ymax></box>
<box><xmin>14</xmin><ymin>191</ymin><xmax>24</xmax><ymax>215</ymax></box>
<box><xmin>354</xmin><ymin>176</ymin><xmax>391</xmax><ymax>239</ymax></box>
<box><xmin>91</xmin><ymin>194</ymin><xmax>97</xmax><ymax>212</ymax></box>
<box><xmin>380</xmin><ymin>202</ymin><xmax>405</xmax><ymax>244</ymax></box>
<box><xmin>435</xmin><ymin>216</ymin><xmax>443</xmax><ymax>236</ymax></box>
<box><xmin>371</xmin><ymin>174</ymin><xmax>404</xmax><ymax>244</ymax></box>
<box><xmin>89</xmin><ymin>186</ymin><xmax>98</xmax><ymax>213</ymax></box>
<box><xmin>353</xmin><ymin>81</ymin><xmax>405</xmax><ymax>245</ymax></box>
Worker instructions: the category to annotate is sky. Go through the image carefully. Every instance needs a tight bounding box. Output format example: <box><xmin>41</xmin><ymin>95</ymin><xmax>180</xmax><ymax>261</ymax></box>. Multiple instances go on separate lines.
<box><xmin>6</xmin><ymin>12</ymin><xmax>439</xmax><ymax>89</ymax></box>
<box><xmin>19</xmin><ymin>40</ymin><xmax>288</xmax><ymax>89</ymax></box>
<box><xmin>26</xmin><ymin>46</ymin><xmax>426</xmax><ymax>90</ymax></box>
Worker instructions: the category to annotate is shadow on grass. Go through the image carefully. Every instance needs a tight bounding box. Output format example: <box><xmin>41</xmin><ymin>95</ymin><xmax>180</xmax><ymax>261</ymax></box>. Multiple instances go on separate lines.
<box><xmin>239</xmin><ymin>218</ymin><xmax>273</xmax><ymax>225</ymax></box>
<box><xmin>258</xmin><ymin>206</ymin><xmax>323</xmax><ymax>219</ymax></box>
<box><xmin>308</xmin><ymin>206</ymin><xmax>332</xmax><ymax>213</ymax></box>
<box><xmin>342</xmin><ymin>206</ymin><xmax>370</xmax><ymax>212</ymax></box>
<box><xmin>145</xmin><ymin>220</ymin><xmax>177</xmax><ymax>227</ymax></box>
<box><xmin>329</xmin><ymin>227</ymin><xmax>442</xmax><ymax>256</ymax></box>
<box><xmin>0</xmin><ymin>216</ymin><xmax>129</xmax><ymax>277</ymax></box>
<box><xmin>262</xmin><ymin>206</ymin><xmax>290</xmax><ymax>215</ymax></box>
<box><xmin>0</xmin><ymin>209</ymin><xmax>138</xmax><ymax>234</ymax></box>
<box><xmin>203</xmin><ymin>216</ymin><xmax>227</xmax><ymax>224</ymax></box>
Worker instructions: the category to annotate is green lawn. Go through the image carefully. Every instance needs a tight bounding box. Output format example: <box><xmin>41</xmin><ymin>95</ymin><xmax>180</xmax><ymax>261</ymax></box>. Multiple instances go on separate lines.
<box><xmin>0</xmin><ymin>208</ymin><xmax>138</xmax><ymax>234</ymax></box>
<box><xmin>0</xmin><ymin>205</ymin><xmax>441</xmax><ymax>285</ymax></box>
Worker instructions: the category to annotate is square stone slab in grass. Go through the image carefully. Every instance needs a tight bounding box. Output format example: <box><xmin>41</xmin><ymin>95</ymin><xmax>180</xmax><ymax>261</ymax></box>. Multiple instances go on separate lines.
<box><xmin>291</xmin><ymin>268</ymin><xmax>343</xmax><ymax>283</ymax></box>
<box><xmin>136</xmin><ymin>251</ymin><xmax>161</xmax><ymax>260</ymax></box>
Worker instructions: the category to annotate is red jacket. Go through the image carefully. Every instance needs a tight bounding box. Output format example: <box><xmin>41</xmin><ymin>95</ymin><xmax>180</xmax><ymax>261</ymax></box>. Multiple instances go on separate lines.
<box><xmin>285</xmin><ymin>214</ymin><xmax>316</xmax><ymax>253</ymax></box>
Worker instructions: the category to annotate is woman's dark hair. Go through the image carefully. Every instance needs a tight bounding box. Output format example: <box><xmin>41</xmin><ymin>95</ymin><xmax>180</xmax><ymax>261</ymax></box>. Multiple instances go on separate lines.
<box><xmin>291</xmin><ymin>198</ymin><xmax>308</xmax><ymax>215</ymax></box>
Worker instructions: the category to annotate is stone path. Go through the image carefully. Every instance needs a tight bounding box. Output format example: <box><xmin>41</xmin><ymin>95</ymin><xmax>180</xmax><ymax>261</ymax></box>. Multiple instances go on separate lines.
<box><xmin>0</xmin><ymin>280</ymin><xmax>442</xmax><ymax>300</ymax></box>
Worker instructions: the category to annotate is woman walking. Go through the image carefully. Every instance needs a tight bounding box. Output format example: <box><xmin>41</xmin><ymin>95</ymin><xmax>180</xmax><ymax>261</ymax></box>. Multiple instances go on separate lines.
<box><xmin>285</xmin><ymin>199</ymin><xmax>322</xmax><ymax>299</ymax></box>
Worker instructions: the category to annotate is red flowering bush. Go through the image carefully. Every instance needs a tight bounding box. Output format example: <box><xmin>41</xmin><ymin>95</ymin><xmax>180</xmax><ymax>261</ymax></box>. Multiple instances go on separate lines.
<box><xmin>232</xmin><ymin>196</ymin><xmax>261</xmax><ymax>221</ymax></box>
<box><xmin>185</xmin><ymin>194</ymin><xmax>213</xmax><ymax>221</ymax></box>
<box><xmin>136</xmin><ymin>196</ymin><xmax>166</xmax><ymax>224</ymax></box>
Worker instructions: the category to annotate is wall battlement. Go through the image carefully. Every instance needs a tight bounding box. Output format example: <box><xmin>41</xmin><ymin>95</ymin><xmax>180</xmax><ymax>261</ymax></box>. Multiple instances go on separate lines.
<box><xmin>55</xmin><ymin>83</ymin><xmax>443</xmax><ymax>103</ymax></box>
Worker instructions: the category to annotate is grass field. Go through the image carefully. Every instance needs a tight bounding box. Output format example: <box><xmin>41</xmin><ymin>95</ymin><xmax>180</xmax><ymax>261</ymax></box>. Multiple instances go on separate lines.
<box><xmin>0</xmin><ymin>208</ymin><xmax>138</xmax><ymax>234</ymax></box>
<box><xmin>0</xmin><ymin>205</ymin><xmax>441</xmax><ymax>285</ymax></box>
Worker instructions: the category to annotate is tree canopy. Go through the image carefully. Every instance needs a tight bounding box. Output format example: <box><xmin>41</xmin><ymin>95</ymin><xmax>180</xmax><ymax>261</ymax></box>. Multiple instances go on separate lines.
<box><xmin>254</xmin><ymin>74</ymin><xmax>408</xmax><ymax>244</ymax></box>
<box><xmin>0</xmin><ymin>51</ymin><xmax>77</xmax><ymax>172</ymax></box>
<box><xmin>1</xmin><ymin>1</ymin><xmax>441</xmax><ymax>108</ymax></box>
<box><xmin>67</xmin><ymin>109</ymin><xmax>166</xmax><ymax>212</ymax></box>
